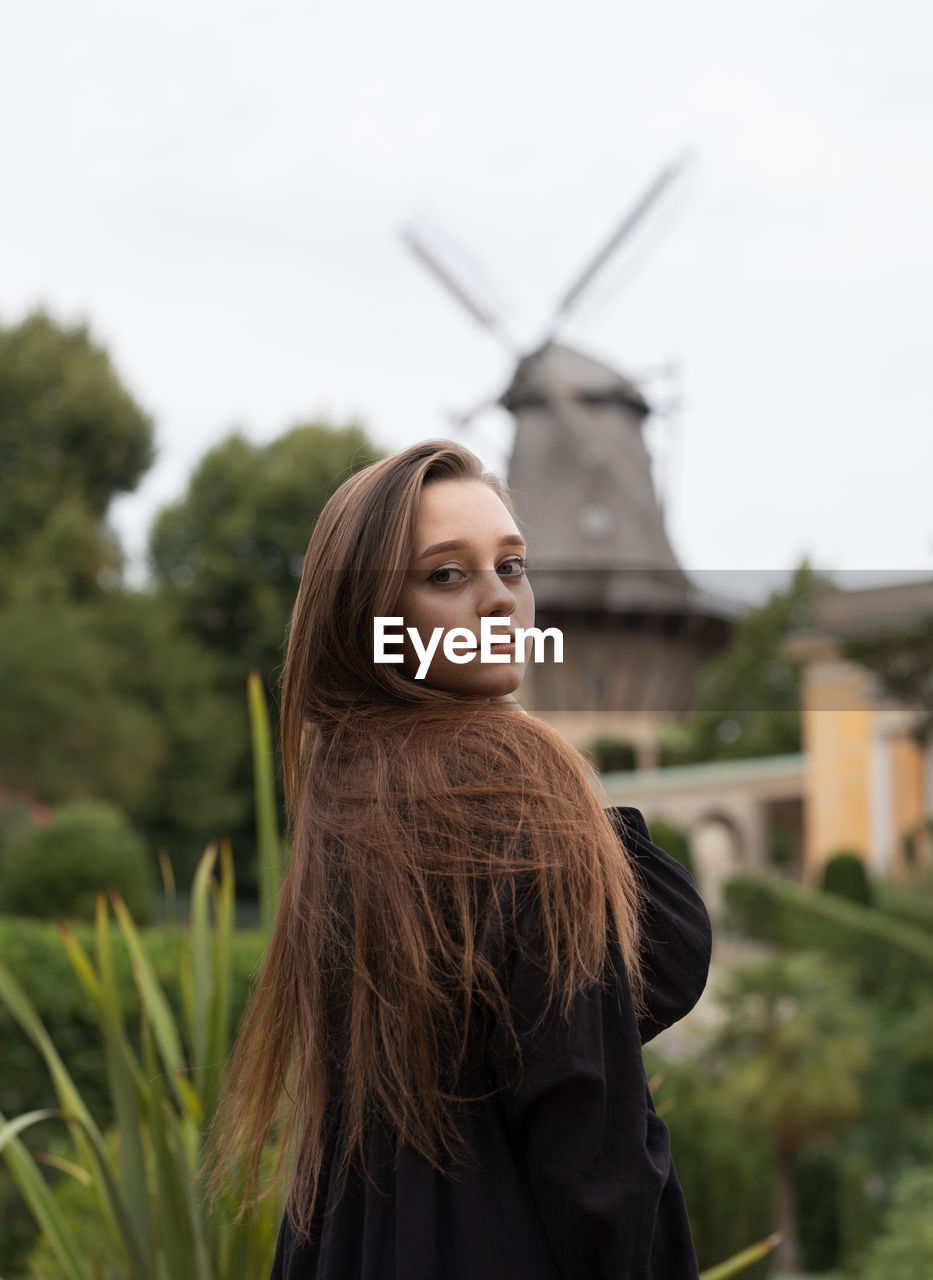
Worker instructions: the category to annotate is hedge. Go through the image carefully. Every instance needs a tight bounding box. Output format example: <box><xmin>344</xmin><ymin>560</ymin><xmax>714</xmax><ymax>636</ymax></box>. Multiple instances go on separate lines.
<box><xmin>645</xmin><ymin>816</ymin><xmax>699</xmax><ymax>889</ymax></box>
<box><xmin>875</xmin><ymin>884</ymin><xmax>933</xmax><ymax>937</ymax></box>
<box><xmin>723</xmin><ymin>874</ymin><xmax>933</xmax><ymax>1005</ymax></box>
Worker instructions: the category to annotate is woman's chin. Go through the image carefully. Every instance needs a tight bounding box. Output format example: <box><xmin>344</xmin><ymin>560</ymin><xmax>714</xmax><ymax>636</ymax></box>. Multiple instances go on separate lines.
<box><xmin>421</xmin><ymin>661</ymin><xmax>526</xmax><ymax>700</ymax></box>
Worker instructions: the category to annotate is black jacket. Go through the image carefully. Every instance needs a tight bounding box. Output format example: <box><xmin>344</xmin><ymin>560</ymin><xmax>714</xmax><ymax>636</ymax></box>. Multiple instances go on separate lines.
<box><xmin>271</xmin><ymin>806</ymin><xmax>712</xmax><ymax>1279</ymax></box>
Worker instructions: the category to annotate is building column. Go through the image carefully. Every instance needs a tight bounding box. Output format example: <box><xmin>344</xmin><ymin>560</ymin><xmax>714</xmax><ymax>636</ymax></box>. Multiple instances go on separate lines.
<box><xmin>868</xmin><ymin>721</ymin><xmax>894</xmax><ymax>878</ymax></box>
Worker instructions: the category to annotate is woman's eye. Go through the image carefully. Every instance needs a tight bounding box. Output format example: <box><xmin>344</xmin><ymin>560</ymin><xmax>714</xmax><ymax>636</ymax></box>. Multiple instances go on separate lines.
<box><xmin>428</xmin><ymin>566</ymin><xmax>467</xmax><ymax>585</ymax></box>
<box><xmin>498</xmin><ymin>557</ymin><xmax>526</xmax><ymax>578</ymax></box>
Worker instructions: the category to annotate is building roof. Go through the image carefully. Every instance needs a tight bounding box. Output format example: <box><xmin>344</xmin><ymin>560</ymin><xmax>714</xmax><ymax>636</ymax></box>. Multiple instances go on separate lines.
<box><xmin>500</xmin><ymin>342</ymin><xmax>650</xmax><ymax>415</ymax></box>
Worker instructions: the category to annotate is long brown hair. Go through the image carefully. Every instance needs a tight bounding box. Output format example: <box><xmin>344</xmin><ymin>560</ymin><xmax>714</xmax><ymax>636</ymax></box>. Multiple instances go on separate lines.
<box><xmin>208</xmin><ymin>441</ymin><xmax>645</xmax><ymax>1238</ymax></box>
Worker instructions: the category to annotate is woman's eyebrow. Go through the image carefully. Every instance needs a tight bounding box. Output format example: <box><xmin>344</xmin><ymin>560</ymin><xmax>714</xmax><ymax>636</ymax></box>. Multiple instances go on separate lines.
<box><xmin>415</xmin><ymin>534</ymin><xmax>526</xmax><ymax>562</ymax></box>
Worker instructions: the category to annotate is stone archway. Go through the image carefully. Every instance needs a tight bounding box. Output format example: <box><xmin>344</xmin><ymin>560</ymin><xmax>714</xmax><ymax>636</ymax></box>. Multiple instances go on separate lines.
<box><xmin>690</xmin><ymin>811</ymin><xmax>745</xmax><ymax>920</ymax></box>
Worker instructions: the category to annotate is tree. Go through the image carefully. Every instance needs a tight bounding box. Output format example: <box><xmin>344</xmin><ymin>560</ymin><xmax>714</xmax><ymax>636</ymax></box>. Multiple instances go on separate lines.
<box><xmin>149</xmin><ymin>422</ymin><xmax>382</xmax><ymax>689</ymax></box>
<box><xmin>0</xmin><ymin>595</ymin><xmax>164</xmax><ymax>812</ymax></box>
<box><xmin>843</xmin><ymin>619</ymin><xmax>933</xmax><ymax>746</ymax></box>
<box><xmin>0</xmin><ymin>310</ymin><xmax>154</xmax><ymax>597</ymax></box>
<box><xmin>0</xmin><ymin>310</ymin><xmax>245</xmax><ymax>873</ymax></box>
<box><xmin>92</xmin><ymin>590</ymin><xmax>247</xmax><ymax>876</ymax></box>
<box><xmin>148</xmin><ymin>422</ymin><xmax>382</xmax><ymax>887</ymax></box>
<box><xmin>662</xmin><ymin>559</ymin><xmax>832</xmax><ymax>764</ymax></box>
<box><xmin>704</xmin><ymin>952</ymin><xmax>874</xmax><ymax>1275</ymax></box>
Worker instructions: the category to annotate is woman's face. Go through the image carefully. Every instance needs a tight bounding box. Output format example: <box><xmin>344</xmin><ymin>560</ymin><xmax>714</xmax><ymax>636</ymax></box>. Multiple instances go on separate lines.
<box><xmin>395</xmin><ymin>478</ymin><xmax>535</xmax><ymax>698</ymax></box>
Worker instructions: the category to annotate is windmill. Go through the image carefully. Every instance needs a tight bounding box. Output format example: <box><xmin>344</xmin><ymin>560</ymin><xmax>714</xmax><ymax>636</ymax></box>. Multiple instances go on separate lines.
<box><xmin>403</xmin><ymin>159</ymin><xmax>737</xmax><ymax>749</ymax></box>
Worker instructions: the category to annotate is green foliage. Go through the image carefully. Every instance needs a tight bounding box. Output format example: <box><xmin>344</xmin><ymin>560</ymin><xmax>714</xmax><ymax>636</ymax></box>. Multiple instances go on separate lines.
<box><xmin>0</xmin><ymin>916</ymin><xmax>267</xmax><ymax>1130</ymax></box>
<box><xmin>589</xmin><ymin>737</ymin><xmax>638</xmax><ymax>772</ymax></box>
<box><xmin>724</xmin><ymin>873</ymin><xmax>933</xmax><ymax>1273</ymax></box>
<box><xmin>703</xmin><ymin>952</ymin><xmax>873</xmax><ymax>1274</ymax></box>
<box><xmin>843</xmin><ymin>619</ymin><xmax>933</xmax><ymax>746</ymax></box>
<box><xmin>149</xmin><ymin>421</ymin><xmax>382</xmax><ymax>685</ymax></box>
<box><xmin>709</xmin><ymin>953</ymin><xmax>873</xmax><ymax>1147</ymax></box>
<box><xmin>249</xmin><ymin>671</ymin><xmax>284</xmax><ymax>933</ymax></box>
<box><xmin>645</xmin><ymin>1053</ymin><xmax>775</xmax><ymax>1280</ymax></box>
<box><xmin>851</xmin><ymin>1165</ymin><xmax>933</xmax><ymax>1280</ymax></box>
<box><xmin>1</xmin><ymin>801</ymin><xmax>155</xmax><ymax>923</ymax></box>
<box><xmin>0</xmin><ymin>848</ymin><xmax>283</xmax><ymax>1279</ymax></box>
<box><xmin>875</xmin><ymin>881</ymin><xmax>933</xmax><ymax>935</ymax></box>
<box><xmin>17</xmin><ymin>1128</ymin><xmax>126</xmax><ymax>1278</ymax></box>
<box><xmin>794</xmin><ymin>1141</ymin><xmax>845</xmax><ymax>1271</ymax></box>
<box><xmin>0</xmin><ymin>679</ymin><xmax>286</xmax><ymax>1277</ymax></box>
<box><xmin>822</xmin><ymin>852</ymin><xmax>873</xmax><ymax>907</ymax></box>
<box><xmin>91</xmin><ymin>591</ymin><xmax>247</xmax><ymax>876</ymax></box>
<box><xmin>698</xmin><ymin>1235</ymin><xmax>781</xmax><ymax>1280</ymax></box>
<box><xmin>723</xmin><ymin>873</ymin><xmax>933</xmax><ymax>1006</ymax></box>
<box><xmin>0</xmin><ymin>309</ymin><xmax>153</xmax><ymax>598</ymax></box>
<box><xmin>662</xmin><ymin>559</ymin><xmax>831</xmax><ymax>765</ymax></box>
<box><xmin>0</xmin><ymin>309</ymin><xmax>236</xmax><ymax>854</ymax></box>
<box><xmin>148</xmin><ymin>421</ymin><xmax>381</xmax><ymax>883</ymax></box>
<box><xmin>0</xmin><ymin>796</ymin><xmax>32</xmax><ymax>864</ymax></box>
<box><xmin>645</xmin><ymin>816</ymin><xmax>698</xmax><ymax>886</ymax></box>
<box><xmin>0</xmin><ymin>589</ymin><xmax>244</xmax><ymax>874</ymax></box>
<box><xmin>0</xmin><ymin>596</ymin><xmax>164</xmax><ymax>810</ymax></box>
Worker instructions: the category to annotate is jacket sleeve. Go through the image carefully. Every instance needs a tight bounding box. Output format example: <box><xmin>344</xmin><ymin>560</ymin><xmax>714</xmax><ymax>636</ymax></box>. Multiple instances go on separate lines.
<box><xmin>605</xmin><ymin>806</ymin><xmax>712</xmax><ymax>1045</ymax></box>
<box><xmin>485</xmin><ymin>821</ymin><xmax>702</xmax><ymax>1279</ymax></box>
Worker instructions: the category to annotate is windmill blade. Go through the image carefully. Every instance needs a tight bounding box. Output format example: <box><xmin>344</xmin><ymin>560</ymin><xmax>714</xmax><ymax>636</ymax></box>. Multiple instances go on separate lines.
<box><xmin>543</xmin><ymin>150</ymin><xmax>692</xmax><ymax>338</ymax></box>
<box><xmin>401</xmin><ymin>225</ymin><xmax>517</xmax><ymax>352</ymax></box>
<box><xmin>436</xmin><ymin>388</ymin><xmax>499</xmax><ymax>440</ymax></box>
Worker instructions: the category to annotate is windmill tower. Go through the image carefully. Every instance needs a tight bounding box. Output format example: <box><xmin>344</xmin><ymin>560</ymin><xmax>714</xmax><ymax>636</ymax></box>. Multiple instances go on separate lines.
<box><xmin>404</xmin><ymin>158</ymin><xmax>737</xmax><ymax>763</ymax></box>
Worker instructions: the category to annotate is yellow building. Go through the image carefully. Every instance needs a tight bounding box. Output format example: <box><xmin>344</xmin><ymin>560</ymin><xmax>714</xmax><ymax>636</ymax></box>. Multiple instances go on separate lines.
<box><xmin>784</xmin><ymin>579</ymin><xmax>933</xmax><ymax>882</ymax></box>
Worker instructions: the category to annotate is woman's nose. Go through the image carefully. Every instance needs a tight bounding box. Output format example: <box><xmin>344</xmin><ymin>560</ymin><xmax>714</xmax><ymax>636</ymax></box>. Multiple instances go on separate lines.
<box><xmin>476</xmin><ymin>569</ymin><xmax>519</xmax><ymax>617</ymax></box>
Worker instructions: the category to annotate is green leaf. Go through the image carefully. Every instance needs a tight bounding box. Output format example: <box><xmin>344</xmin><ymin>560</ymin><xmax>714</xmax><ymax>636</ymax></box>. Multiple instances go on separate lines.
<box><xmin>112</xmin><ymin>892</ymin><xmax>188</xmax><ymax>1085</ymax></box>
<box><xmin>0</xmin><ymin>958</ymin><xmax>100</xmax><ymax>1137</ymax></box>
<box><xmin>0</xmin><ymin>1108</ymin><xmax>95</xmax><ymax>1280</ymax></box>
<box><xmin>700</xmin><ymin>1232</ymin><xmax>782</xmax><ymax>1280</ymax></box>
<box><xmin>147</xmin><ymin>1092</ymin><xmax>210</xmax><ymax>1280</ymax></box>
<box><xmin>189</xmin><ymin>843</ymin><xmax>217</xmax><ymax>1076</ymax></box>
<box><xmin>94</xmin><ymin>895</ymin><xmax>157</xmax><ymax>1278</ymax></box>
<box><xmin>57</xmin><ymin>923</ymin><xmax>102</xmax><ymax>1010</ymax></box>
<box><xmin>204</xmin><ymin>838</ymin><xmax>235</xmax><ymax>1124</ymax></box>
<box><xmin>249</xmin><ymin>670</ymin><xmax>283</xmax><ymax>932</ymax></box>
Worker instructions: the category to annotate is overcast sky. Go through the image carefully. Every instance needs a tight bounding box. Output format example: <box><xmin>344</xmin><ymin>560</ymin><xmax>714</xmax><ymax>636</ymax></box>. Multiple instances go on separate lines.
<box><xmin>3</xmin><ymin>0</ymin><xmax>932</xmax><ymax>599</ymax></box>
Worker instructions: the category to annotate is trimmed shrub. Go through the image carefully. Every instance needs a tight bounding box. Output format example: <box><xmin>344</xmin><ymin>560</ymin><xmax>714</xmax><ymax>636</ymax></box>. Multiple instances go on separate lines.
<box><xmin>0</xmin><ymin>800</ymin><xmax>154</xmax><ymax>923</ymax></box>
<box><xmin>589</xmin><ymin>737</ymin><xmax>638</xmax><ymax>772</ymax></box>
<box><xmin>875</xmin><ymin>883</ymin><xmax>933</xmax><ymax>936</ymax></box>
<box><xmin>822</xmin><ymin>850</ymin><xmax>873</xmax><ymax>907</ymax></box>
<box><xmin>645</xmin><ymin>816</ymin><xmax>699</xmax><ymax>888</ymax></box>
<box><xmin>723</xmin><ymin>874</ymin><xmax>933</xmax><ymax>1006</ymax></box>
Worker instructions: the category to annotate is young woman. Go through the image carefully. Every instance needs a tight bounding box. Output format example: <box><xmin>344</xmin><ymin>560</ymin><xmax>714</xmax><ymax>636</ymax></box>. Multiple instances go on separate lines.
<box><xmin>211</xmin><ymin>440</ymin><xmax>712</xmax><ymax>1279</ymax></box>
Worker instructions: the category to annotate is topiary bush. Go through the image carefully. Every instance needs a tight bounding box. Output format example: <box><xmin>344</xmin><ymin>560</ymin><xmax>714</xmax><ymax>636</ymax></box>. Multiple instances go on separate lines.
<box><xmin>723</xmin><ymin>874</ymin><xmax>933</xmax><ymax>1006</ymax></box>
<box><xmin>645</xmin><ymin>816</ymin><xmax>699</xmax><ymax>888</ymax></box>
<box><xmin>589</xmin><ymin>737</ymin><xmax>638</xmax><ymax>772</ymax></box>
<box><xmin>0</xmin><ymin>800</ymin><xmax>154</xmax><ymax>923</ymax></box>
<box><xmin>822</xmin><ymin>850</ymin><xmax>873</xmax><ymax>907</ymax></box>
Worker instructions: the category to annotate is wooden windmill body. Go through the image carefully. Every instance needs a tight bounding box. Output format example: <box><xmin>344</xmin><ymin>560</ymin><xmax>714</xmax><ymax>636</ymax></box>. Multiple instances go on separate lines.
<box><xmin>404</xmin><ymin>161</ymin><xmax>736</xmax><ymax>764</ymax></box>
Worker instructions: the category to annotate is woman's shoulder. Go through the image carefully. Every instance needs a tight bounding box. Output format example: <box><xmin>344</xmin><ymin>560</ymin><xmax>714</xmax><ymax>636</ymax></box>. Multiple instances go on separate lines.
<box><xmin>603</xmin><ymin>805</ymin><xmax>713</xmax><ymax>1044</ymax></box>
